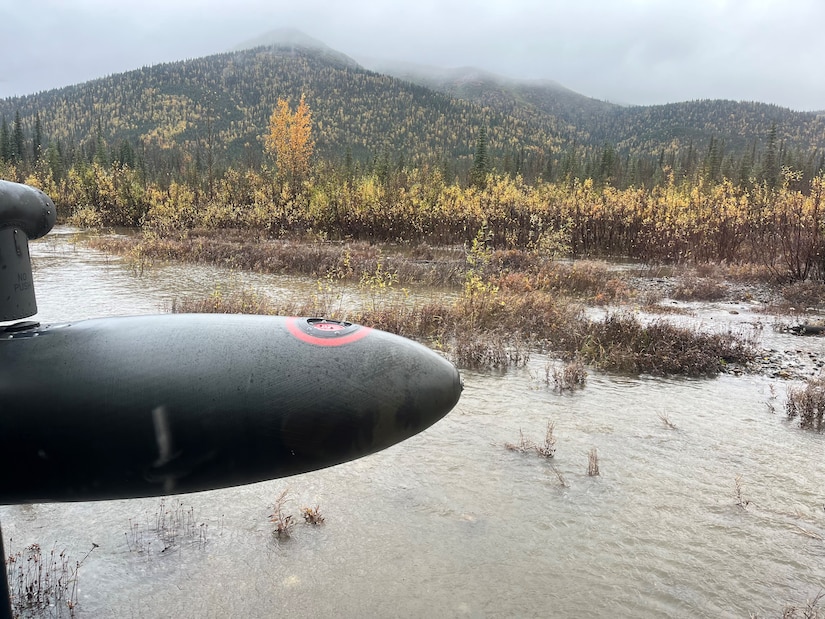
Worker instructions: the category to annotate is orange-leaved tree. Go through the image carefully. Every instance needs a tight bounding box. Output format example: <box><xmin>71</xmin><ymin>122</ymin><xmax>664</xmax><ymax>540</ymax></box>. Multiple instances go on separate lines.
<box><xmin>264</xmin><ymin>94</ymin><xmax>314</xmax><ymax>194</ymax></box>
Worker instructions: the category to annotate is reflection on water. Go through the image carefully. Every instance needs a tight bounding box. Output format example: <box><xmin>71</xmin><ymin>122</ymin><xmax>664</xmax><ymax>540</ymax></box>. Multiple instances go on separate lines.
<box><xmin>3</xmin><ymin>227</ymin><xmax>825</xmax><ymax>617</ymax></box>
<box><xmin>29</xmin><ymin>227</ymin><xmax>326</xmax><ymax>322</ymax></box>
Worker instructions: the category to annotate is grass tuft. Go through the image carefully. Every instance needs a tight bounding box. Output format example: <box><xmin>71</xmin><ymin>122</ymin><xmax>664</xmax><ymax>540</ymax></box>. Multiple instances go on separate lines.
<box><xmin>786</xmin><ymin>377</ymin><xmax>825</xmax><ymax>431</ymax></box>
<box><xmin>125</xmin><ymin>498</ymin><xmax>208</xmax><ymax>554</ymax></box>
<box><xmin>301</xmin><ymin>506</ymin><xmax>325</xmax><ymax>526</ymax></box>
<box><xmin>577</xmin><ymin>312</ymin><xmax>755</xmax><ymax>376</ymax></box>
<box><xmin>270</xmin><ymin>488</ymin><xmax>295</xmax><ymax>539</ymax></box>
<box><xmin>504</xmin><ymin>429</ymin><xmax>534</xmax><ymax>454</ymax></box>
<box><xmin>547</xmin><ymin>359</ymin><xmax>587</xmax><ymax>391</ymax></box>
<box><xmin>505</xmin><ymin>421</ymin><xmax>556</xmax><ymax>459</ymax></box>
<box><xmin>672</xmin><ymin>276</ymin><xmax>728</xmax><ymax>301</ymax></box>
<box><xmin>5</xmin><ymin>541</ymin><xmax>97</xmax><ymax>618</ymax></box>
<box><xmin>534</xmin><ymin>421</ymin><xmax>557</xmax><ymax>458</ymax></box>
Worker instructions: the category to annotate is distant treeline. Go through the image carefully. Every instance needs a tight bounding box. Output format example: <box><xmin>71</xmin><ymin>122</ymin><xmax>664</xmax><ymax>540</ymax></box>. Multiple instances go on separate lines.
<box><xmin>1</xmin><ymin>105</ymin><xmax>822</xmax><ymax>195</ymax></box>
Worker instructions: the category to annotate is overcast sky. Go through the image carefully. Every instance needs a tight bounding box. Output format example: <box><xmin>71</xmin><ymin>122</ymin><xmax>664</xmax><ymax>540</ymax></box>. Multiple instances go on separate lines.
<box><xmin>0</xmin><ymin>0</ymin><xmax>823</xmax><ymax>111</ymax></box>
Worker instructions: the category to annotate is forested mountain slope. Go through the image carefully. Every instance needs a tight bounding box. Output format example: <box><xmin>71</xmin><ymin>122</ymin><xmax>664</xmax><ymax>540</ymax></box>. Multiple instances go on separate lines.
<box><xmin>0</xmin><ymin>36</ymin><xmax>823</xmax><ymax>184</ymax></box>
<box><xmin>0</xmin><ymin>45</ymin><xmax>560</xmax><ymax>176</ymax></box>
<box><xmin>374</xmin><ymin>61</ymin><xmax>825</xmax><ymax>160</ymax></box>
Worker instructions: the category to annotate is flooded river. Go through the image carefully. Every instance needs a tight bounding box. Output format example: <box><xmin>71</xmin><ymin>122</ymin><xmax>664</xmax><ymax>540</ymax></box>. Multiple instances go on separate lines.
<box><xmin>3</xmin><ymin>227</ymin><xmax>825</xmax><ymax>617</ymax></box>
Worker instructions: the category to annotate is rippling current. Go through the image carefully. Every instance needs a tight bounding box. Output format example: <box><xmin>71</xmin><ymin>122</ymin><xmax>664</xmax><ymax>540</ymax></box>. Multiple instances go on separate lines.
<box><xmin>2</xmin><ymin>227</ymin><xmax>825</xmax><ymax>618</ymax></box>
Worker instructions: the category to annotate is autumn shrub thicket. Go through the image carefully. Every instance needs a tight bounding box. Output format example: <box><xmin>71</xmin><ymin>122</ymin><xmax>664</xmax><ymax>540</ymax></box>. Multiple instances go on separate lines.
<box><xmin>19</xmin><ymin>156</ymin><xmax>825</xmax><ymax>281</ymax></box>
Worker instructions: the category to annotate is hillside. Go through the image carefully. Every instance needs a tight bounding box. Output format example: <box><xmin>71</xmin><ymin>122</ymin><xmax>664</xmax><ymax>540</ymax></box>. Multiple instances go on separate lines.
<box><xmin>372</xmin><ymin>60</ymin><xmax>825</xmax><ymax>160</ymax></box>
<box><xmin>0</xmin><ymin>33</ymin><xmax>823</xmax><ymax>185</ymax></box>
<box><xmin>0</xmin><ymin>45</ymin><xmax>561</xmax><ymax>178</ymax></box>
<box><xmin>363</xmin><ymin>60</ymin><xmax>619</xmax><ymax>144</ymax></box>
<box><xmin>232</xmin><ymin>28</ymin><xmax>362</xmax><ymax>70</ymax></box>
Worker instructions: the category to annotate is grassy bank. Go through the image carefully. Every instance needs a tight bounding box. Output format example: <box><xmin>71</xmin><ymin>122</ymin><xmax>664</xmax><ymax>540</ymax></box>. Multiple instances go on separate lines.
<box><xmin>90</xmin><ymin>230</ymin><xmax>465</xmax><ymax>287</ymax></box>
<box><xmin>171</xmin><ymin>277</ymin><xmax>756</xmax><ymax>377</ymax></box>
<box><xmin>93</xmin><ymin>227</ymin><xmax>794</xmax><ymax>305</ymax></box>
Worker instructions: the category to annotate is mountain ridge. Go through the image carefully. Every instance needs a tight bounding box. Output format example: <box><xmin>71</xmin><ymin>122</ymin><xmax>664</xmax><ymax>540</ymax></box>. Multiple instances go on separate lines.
<box><xmin>232</xmin><ymin>28</ymin><xmax>363</xmax><ymax>70</ymax></box>
<box><xmin>0</xmin><ymin>30</ymin><xmax>821</xmax><ymax>186</ymax></box>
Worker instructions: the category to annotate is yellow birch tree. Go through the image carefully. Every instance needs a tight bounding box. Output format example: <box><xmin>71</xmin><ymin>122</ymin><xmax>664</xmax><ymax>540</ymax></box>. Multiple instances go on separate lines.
<box><xmin>264</xmin><ymin>94</ymin><xmax>314</xmax><ymax>193</ymax></box>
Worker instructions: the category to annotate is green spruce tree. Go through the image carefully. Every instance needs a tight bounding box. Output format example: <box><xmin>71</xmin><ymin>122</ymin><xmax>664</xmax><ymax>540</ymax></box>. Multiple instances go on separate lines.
<box><xmin>470</xmin><ymin>125</ymin><xmax>489</xmax><ymax>188</ymax></box>
<box><xmin>33</xmin><ymin>113</ymin><xmax>43</xmax><ymax>161</ymax></box>
<box><xmin>761</xmin><ymin>124</ymin><xmax>779</xmax><ymax>189</ymax></box>
<box><xmin>0</xmin><ymin>118</ymin><xmax>10</xmax><ymax>163</ymax></box>
<box><xmin>12</xmin><ymin>111</ymin><xmax>25</xmax><ymax>164</ymax></box>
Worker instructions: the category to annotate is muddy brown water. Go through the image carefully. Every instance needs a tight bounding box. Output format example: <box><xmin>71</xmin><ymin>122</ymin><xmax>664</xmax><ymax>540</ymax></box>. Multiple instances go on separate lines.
<box><xmin>2</xmin><ymin>226</ymin><xmax>825</xmax><ymax>618</ymax></box>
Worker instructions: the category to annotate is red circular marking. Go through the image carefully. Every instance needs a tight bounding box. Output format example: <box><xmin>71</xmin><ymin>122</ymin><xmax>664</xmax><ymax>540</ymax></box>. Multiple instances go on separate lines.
<box><xmin>284</xmin><ymin>317</ymin><xmax>372</xmax><ymax>347</ymax></box>
<box><xmin>313</xmin><ymin>322</ymin><xmax>346</xmax><ymax>332</ymax></box>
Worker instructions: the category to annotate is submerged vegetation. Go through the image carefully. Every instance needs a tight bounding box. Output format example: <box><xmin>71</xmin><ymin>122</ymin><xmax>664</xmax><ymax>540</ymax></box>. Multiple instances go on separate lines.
<box><xmin>125</xmin><ymin>498</ymin><xmax>208</xmax><ymax>554</ymax></box>
<box><xmin>5</xmin><ymin>541</ymin><xmax>96</xmax><ymax>618</ymax></box>
<box><xmin>786</xmin><ymin>377</ymin><xmax>825</xmax><ymax>431</ymax></box>
<box><xmin>587</xmin><ymin>448</ymin><xmax>600</xmax><ymax>477</ymax></box>
<box><xmin>270</xmin><ymin>488</ymin><xmax>295</xmax><ymax>540</ymax></box>
<box><xmin>505</xmin><ymin>421</ymin><xmax>557</xmax><ymax>459</ymax></box>
<box><xmin>269</xmin><ymin>488</ymin><xmax>325</xmax><ymax>538</ymax></box>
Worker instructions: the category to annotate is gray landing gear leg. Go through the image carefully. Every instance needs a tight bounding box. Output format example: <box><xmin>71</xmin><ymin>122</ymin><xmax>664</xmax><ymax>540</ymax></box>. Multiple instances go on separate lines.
<box><xmin>0</xmin><ymin>522</ymin><xmax>10</xmax><ymax>619</ymax></box>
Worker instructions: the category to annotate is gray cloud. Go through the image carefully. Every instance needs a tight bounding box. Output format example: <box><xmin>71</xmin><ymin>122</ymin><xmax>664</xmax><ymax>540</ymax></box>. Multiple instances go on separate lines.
<box><xmin>0</xmin><ymin>0</ymin><xmax>822</xmax><ymax>110</ymax></box>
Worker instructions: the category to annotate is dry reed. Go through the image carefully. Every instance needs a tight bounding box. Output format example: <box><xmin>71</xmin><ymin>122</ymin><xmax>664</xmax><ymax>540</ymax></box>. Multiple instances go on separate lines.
<box><xmin>587</xmin><ymin>448</ymin><xmax>600</xmax><ymax>476</ymax></box>
<box><xmin>125</xmin><ymin>498</ymin><xmax>208</xmax><ymax>554</ymax></box>
<box><xmin>734</xmin><ymin>475</ymin><xmax>750</xmax><ymax>509</ymax></box>
<box><xmin>504</xmin><ymin>430</ymin><xmax>534</xmax><ymax>454</ymax></box>
<box><xmin>505</xmin><ymin>421</ymin><xmax>557</xmax><ymax>459</ymax></box>
<box><xmin>270</xmin><ymin>488</ymin><xmax>295</xmax><ymax>539</ymax></box>
<box><xmin>534</xmin><ymin>421</ymin><xmax>557</xmax><ymax>458</ymax></box>
<box><xmin>658</xmin><ymin>412</ymin><xmax>678</xmax><ymax>430</ymax></box>
<box><xmin>550</xmin><ymin>466</ymin><xmax>569</xmax><ymax>488</ymax></box>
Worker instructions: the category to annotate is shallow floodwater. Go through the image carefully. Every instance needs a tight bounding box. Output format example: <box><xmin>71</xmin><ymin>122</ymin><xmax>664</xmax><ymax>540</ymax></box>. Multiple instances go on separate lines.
<box><xmin>3</xmin><ymin>227</ymin><xmax>825</xmax><ymax>618</ymax></box>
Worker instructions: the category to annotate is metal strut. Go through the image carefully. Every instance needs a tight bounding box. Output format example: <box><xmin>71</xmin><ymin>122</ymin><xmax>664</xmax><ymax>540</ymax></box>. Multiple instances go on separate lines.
<box><xmin>0</xmin><ymin>521</ymin><xmax>11</xmax><ymax>619</ymax></box>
